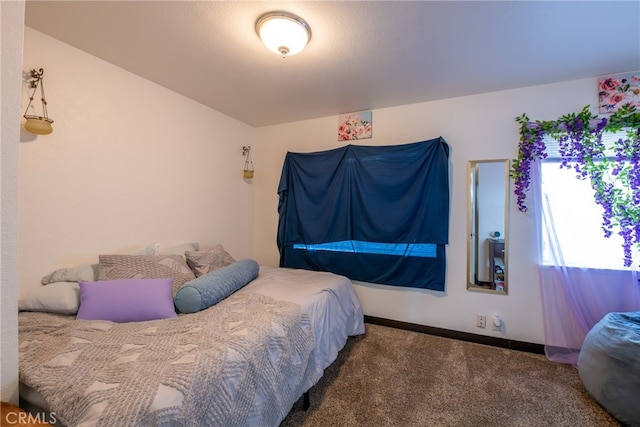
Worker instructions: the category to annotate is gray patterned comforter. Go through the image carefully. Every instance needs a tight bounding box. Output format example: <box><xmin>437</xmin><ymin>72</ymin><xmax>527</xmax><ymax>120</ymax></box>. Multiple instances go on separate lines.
<box><xmin>19</xmin><ymin>292</ymin><xmax>315</xmax><ymax>427</ymax></box>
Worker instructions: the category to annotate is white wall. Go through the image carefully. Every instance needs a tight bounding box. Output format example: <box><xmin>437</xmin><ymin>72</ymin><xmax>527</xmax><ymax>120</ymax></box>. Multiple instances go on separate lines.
<box><xmin>16</xmin><ymin>26</ymin><xmax>603</xmax><ymax>347</ymax></box>
<box><xmin>19</xmin><ymin>28</ymin><xmax>256</xmax><ymax>297</ymax></box>
<box><xmin>1</xmin><ymin>0</ymin><xmax>25</xmax><ymax>404</ymax></box>
<box><xmin>254</xmin><ymin>78</ymin><xmax>600</xmax><ymax>344</ymax></box>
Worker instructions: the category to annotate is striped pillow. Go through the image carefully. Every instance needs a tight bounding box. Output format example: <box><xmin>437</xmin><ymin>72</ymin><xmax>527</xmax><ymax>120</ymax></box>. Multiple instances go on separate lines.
<box><xmin>97</xmin><ymin>254</ymin><xmax>195</xmax><ymax>296</ymax></box>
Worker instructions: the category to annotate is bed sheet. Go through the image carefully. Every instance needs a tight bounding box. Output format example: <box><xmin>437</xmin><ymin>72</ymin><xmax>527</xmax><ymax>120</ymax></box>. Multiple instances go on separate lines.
<box><xmin>238</xmin><ymin>265</ymin><xmax>365</xmax><ymax>390</ymax></box>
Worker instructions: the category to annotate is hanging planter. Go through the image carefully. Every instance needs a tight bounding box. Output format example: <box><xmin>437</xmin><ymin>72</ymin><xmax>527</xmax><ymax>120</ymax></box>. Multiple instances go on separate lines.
<box><xmin>242</xmin><ymin>146</ymin><xmax>254</xmax><ymax>179</ymax></box>
<box><xmin>23</xmin><ymin>68</ymin><xmax>54</xmax><ymax>135</ymax></box>
<box><xmin>511</xmin><ymin>104</ymin><xmax>640</xmax><ymax>266</ymax></box>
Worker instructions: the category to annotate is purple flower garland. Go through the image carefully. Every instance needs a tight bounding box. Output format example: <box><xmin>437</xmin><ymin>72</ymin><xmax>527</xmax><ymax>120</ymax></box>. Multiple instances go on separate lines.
<box><xmin>511</xmin><ymin>105</ymin><xmax>640</xmax><ymax>267</ymax></box>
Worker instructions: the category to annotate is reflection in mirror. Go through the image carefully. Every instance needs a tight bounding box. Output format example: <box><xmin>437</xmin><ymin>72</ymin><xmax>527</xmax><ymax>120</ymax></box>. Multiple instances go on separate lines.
<box><xmin>467</xmin><ymin>160</ymin><xmax>509</xmax><ymax>294</ymax></box>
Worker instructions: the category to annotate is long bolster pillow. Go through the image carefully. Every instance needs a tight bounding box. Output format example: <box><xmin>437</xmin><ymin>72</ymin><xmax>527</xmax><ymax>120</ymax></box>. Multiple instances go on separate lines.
<box><xmin>174</xmin><ymin>259</ymin><xmax>259</xmax><ymax>313</ymax></box>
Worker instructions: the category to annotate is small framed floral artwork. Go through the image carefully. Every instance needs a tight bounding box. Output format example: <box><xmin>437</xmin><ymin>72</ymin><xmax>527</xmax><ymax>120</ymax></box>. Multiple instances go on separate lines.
<box><xmin>338</xmin><ymin>111</ymin><xmax>372</xmax><ymax>141</ymax></box>
<box><xmin>598</xmin><ymin>72</ymin><xmax>640</xmax><ymax>114</ymax></box>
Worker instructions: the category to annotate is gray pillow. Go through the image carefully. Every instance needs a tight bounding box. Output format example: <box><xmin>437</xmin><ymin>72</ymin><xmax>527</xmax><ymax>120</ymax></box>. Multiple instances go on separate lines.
<box><xmin>97</xmin><ymin>254</ymin><xmax>196</xmax><ymax>296</ymax></box>
<box><xmin>185</xmin><ymin>244</ymin><xmax>235</xmax><ymax>277</ymax></box>
<box><xmin>40</xmin><ymin>245</ymin><xmax>155</xmax><ymax>285</ymax></box>
<box><xmin>41</xmin><ymin>264</ymin><xmax>98</xmax><ymax>285</ymax></box>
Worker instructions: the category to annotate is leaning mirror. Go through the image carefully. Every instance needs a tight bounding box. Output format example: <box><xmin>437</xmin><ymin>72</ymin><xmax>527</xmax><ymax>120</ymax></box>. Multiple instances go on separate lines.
<box><xmin>467</xmin><ymin>159</ymin><xmax>509</xmax><ymax>294</ymax></box>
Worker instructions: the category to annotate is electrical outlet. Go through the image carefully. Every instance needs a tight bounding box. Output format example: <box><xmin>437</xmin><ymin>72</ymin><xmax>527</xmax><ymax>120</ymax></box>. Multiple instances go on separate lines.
<box><xmin>476</xmin><ymin>314</ymin><xmax>486</xmax><ymax>328</ymax></box>
<box><xmin>492</xmin><ymin>315</ymin><xmax>502</xmax><ymax>331</ymax></box>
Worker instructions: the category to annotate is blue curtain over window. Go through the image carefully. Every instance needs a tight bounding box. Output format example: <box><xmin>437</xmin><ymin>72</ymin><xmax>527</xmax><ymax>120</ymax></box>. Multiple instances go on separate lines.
<box><xmin>277</xmin><ymin>137</ymin><xmax>450</xmax><ymax>291</ymax></box>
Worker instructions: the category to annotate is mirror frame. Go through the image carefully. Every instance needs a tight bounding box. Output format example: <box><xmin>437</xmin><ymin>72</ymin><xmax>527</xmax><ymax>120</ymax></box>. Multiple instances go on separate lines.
<box><xmin>466</xmin><ymin>159</ymin><xmax>510</xmax><ymax>295</ymax></box>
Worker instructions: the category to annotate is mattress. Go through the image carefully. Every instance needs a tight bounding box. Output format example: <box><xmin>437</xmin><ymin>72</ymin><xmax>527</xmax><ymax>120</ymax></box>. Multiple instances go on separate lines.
<box><xmin>238</xmin><ymin>265</ymin><xmax>365</xmax><ymax>380</ymax></box>
<box><xmin>19</xmin><ymin>265</ymin><xmax>365</xmax><ymax>425</ymax></box>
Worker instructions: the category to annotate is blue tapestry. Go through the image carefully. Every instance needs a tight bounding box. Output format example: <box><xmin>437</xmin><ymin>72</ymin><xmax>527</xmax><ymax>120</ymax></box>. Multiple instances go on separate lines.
<box><xmin>277</xmin><ymin>137</ymin><xmax>450</xmax><ymax>291</ymax></box>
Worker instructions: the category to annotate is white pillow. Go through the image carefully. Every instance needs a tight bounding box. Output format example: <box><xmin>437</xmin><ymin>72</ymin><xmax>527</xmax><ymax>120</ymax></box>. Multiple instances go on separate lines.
<box><xmin>19</xmin><ymin>282</ymin><xmax>81</xmax><ymax>314</ymax></box>
<box><xmin>153</xmin><ymin>242</ymin><xmax>199</xmax><ymax>256</ymax></box>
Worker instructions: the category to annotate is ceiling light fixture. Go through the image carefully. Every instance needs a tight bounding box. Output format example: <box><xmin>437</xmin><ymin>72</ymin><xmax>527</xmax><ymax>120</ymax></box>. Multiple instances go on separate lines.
<box><xmin>255</xmin><ymin>11</ymin><xmax>311</xmax><ymax>57</ymax></box>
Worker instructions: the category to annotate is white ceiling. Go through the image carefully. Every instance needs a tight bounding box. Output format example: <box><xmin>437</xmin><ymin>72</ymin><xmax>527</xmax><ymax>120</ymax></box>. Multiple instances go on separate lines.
<box><xmin>25</xmin><ymin>1</ymin><xmax>640</xmax><ymax>127</ymax></box>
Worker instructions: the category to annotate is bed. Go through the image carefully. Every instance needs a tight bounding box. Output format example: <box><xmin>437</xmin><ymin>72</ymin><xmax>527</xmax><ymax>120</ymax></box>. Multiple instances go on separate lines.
<box><xmin>18</xmin><ymin>263</ymin><xmax>365</xmax><ymax>426</ymax></box>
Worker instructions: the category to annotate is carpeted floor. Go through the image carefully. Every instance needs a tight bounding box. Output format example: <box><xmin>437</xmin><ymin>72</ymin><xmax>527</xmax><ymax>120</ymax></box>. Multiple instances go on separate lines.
<box><xmin>280</xmin><ymin>323</ymin><xmax>619</xmax><ymax>427</ymax></box>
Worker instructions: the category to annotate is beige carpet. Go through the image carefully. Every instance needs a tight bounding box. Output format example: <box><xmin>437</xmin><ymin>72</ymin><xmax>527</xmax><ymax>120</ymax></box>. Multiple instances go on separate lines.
<box><xmin>280</xmin><ymin>323</ymin><xmax>618</xmax><ymax>427</ymax></box>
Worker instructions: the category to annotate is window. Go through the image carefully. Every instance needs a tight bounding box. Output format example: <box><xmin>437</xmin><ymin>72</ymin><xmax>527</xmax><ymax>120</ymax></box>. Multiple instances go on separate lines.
<box><xmin>277</xmin><ymin>138</ymin><xmax>450</xmax><ymax>291</ymax></box>
<box><xmin>540</xmin><ymin>132</ymin><xmax>632</xmax><ymax>270</ymax></box>
<box><xmin>293</xmin><ymin>241</ymin><xmax>437</xmax><ymax>257</ymax></box>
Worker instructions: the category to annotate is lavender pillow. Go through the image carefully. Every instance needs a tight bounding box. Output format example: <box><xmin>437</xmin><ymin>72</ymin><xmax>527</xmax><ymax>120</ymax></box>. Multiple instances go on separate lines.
<box><xmin>77</xmin><ymin>278</ymin><xmax>177</xmax><ymax>323</ymax></box>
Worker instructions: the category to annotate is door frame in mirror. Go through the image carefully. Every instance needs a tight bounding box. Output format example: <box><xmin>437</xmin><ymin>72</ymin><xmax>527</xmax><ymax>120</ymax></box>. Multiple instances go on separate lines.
<box><xmin>467</xmin><ymin>159</ymin><xmax>510</xmax><ymax>295</ymax></box>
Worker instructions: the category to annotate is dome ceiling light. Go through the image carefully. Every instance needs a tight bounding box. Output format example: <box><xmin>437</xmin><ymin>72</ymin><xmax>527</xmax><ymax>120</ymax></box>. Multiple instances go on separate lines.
<box><xmin>255</xmin><ymin>11</ymin><xmax>311</xmax><ymax>57</ymax></box>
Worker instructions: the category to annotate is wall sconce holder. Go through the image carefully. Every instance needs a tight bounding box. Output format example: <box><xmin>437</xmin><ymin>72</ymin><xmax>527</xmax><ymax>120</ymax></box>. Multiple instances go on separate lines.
<box><xmin>243</xmin><ymin>146</ymin><xmax>254</xmax><ymax>179</ymax></box>
<box><xmin>23</xmin><ymin>68</ymin><xmax>54</xmax><ymax>135</ymax></box>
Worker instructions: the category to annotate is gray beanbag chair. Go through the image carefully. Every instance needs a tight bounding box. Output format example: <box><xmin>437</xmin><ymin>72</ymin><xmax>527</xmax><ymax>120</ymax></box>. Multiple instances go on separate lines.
<box><xmin>578</xmin><ymin>311</ymin><xmax>640</xmax><ymax>426</ymax></box>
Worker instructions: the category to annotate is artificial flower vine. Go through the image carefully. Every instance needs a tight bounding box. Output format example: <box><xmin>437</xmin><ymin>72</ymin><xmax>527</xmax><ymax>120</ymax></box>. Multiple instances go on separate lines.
<box><xmin>511</xmin><ymin>104</ymin><xmax>640</xmax><ymax>267</ymax></box>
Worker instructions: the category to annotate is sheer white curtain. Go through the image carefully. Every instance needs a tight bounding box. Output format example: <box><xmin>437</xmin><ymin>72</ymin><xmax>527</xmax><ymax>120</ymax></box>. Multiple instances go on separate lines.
<box><xmin>530</xmin><ymin>159</ymin><xmax>640</xmax><ymax>365</ymax></box>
